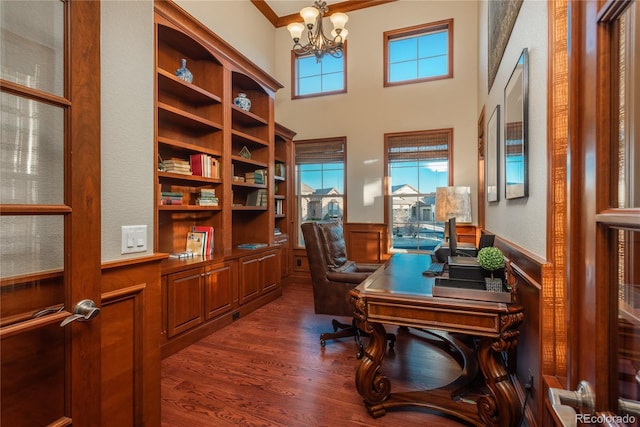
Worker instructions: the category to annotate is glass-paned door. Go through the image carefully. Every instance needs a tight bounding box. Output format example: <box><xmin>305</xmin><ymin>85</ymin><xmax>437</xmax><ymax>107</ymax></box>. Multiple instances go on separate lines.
<box><xmin>0</xmin><ymin>1</ymin><xmax>101</xmax><ymax>425</ymax></box>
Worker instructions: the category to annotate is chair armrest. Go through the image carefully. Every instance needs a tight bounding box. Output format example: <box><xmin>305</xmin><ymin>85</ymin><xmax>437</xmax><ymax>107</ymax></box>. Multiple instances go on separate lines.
<box><xmin>326</xmin><ymin>271</ymin><xmax>370</xmax><ymax>284</ymax></box>
<box><xmin>354</xmin><ymin>263</ymin><xmax>381</xmax><ymax>273</ymax></box>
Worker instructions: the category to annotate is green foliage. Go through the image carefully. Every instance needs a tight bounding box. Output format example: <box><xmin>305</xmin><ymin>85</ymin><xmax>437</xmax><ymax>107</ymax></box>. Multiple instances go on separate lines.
<box><xmin>477</xmin><ymin>247</ymin><xmax>505</xmax><ymax>271</ymax></box>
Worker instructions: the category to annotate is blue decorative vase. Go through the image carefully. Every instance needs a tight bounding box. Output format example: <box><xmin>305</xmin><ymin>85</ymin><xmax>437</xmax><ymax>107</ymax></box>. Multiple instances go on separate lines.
<box><xmin>175</xmin><ymin>58</ymin><xmax>193</xmax><ymax>83</ymax></box>
<box><xmin>233</xmin><ymin>93</ymin><xmax>251</xmax><ymax>111</ymax></box>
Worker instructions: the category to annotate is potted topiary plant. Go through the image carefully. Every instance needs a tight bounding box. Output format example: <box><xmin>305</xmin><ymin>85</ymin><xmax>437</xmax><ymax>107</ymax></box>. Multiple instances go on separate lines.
<box><xmin>477</xmin><ymin>247</ymin><xmax>506</xmax><ymax>292</ymax></box>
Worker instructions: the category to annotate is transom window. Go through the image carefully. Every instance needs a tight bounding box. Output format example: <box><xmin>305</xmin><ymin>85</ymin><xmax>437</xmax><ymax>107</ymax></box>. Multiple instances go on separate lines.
<box><xmin>291</xmin><ymin>47</ymin><xmax>347</xmax><ymax>98</ymax></box>
<box><xmin>384</xmin><ymin>19</ymin><xmax>453</xmax><ymax>87</ymax></box>
<box><xmin>385</xmin><ymin>129</ymin><xmax>452</xmax><ymax>251</ymax></box>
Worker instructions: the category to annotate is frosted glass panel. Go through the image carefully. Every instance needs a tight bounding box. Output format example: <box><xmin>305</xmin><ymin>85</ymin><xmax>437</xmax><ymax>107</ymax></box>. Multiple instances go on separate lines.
<box><xmin>0</xmin><ymin>0</ymin><xmax>64</xmax><ymax>96</ymax></box>
<box><xmin>0</xmin><ymin>216</ymin><xmax>63</xmax><ymax>278</ymax></box>
<box><xmin>1</xmin><ymin>93</ymin><xmax>64</xmax><ymax>205</ymax></box>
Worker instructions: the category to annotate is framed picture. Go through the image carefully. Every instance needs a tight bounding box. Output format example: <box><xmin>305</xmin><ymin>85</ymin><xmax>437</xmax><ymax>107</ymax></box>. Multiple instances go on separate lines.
<box><xmin>488</xmin><ymin>0</ymin><xmax>523</xmax><ymax>91</ymax></box>
<box><xmin>504</xmin><ymin>48</ymin><xmax>529</xmax><ymax>200</ymax></box>
<box><xmin>486</xmin><ymin>105</ymin><xmax>500</xmax><ymax>202</ymax></box>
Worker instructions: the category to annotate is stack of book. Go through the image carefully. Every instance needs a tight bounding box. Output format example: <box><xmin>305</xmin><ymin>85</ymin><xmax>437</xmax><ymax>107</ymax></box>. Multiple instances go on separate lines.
<box><xmin>185</xmin><ymin>226</ymin><xmax>214</xmax><ymax>256</ymax></box>
<box><xmin>275</xmin><ymin>199</ymin><xmax>284</xmax><ymax>215</ymax></box>
<box><xmin>162</xmin><ymin>158</ymin><xmax>191</xmax><ymax>175</ymax></box>
<box><xmin>190</xmin><ymin>153</ymin><xmax>220</xmax><ymax>179</ymax></box>
<box><xmin>246</xmin><ymin>189</ymin><xmax>267</xmax><ymax>206</ymax></box>
<box><xmin>160</xmin><ymin>191</ymin><xmax>183</xmax><ymax>205</ymax></box>
<box><xmin>245</xmin><ymin>169</ymin><xmax>266</xmax><ymax>184</ymax></box>
<box><xmin>196</xmin><ymin>188</ymin><xmax>218</xmax><ymax>206</ymax></box>
<box><xmin>232</xmin><ymin>175</ymin><xmax>245</xmax><ymax>182</ymax></box>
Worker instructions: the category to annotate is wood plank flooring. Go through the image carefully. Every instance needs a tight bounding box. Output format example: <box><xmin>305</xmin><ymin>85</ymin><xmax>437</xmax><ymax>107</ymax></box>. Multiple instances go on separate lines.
<box><xmin>161</xmin><ymin>282</ymin><xmax>470</xmax><ymax>426</ymax></box>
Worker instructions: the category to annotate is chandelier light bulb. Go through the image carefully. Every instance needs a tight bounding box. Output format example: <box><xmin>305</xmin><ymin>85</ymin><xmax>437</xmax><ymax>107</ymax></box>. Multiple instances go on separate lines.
<box><xmin>329</xmin><ymin>12</ymin><xmax>348</xmax><ymax>31</ymax></box>
<box><xmin>287</xmin><ymin>22</ymin><xmax>305</xmax><ymax>42</ymax></box>
<box><xmin>331</xmin><ymin>28</ymin><xmax>348</xmax><ymax>41</ymax></box>
<box><xmin>300</xmin><ymin>6</ymin><xmax>319</xmax><ymax>28</ymax></box>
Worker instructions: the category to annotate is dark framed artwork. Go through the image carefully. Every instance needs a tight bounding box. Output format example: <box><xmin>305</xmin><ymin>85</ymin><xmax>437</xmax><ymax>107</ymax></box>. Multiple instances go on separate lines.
<box><xmin>488</xmin><ymin>0</ymin><xmax>523</xmax><ymax>92</ymax></box>
<box><xmin>486</xmin><ymin>105</ymin><xmax>500</xmax><ymax>202</ymax></box>
<box><xmin>504</xmin><ymin>48</ymin><xmax>529</xmax><ymax>200</ymax></box>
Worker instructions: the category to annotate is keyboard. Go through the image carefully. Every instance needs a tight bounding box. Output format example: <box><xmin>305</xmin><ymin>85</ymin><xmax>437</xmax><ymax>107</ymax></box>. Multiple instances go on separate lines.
<box><xmin>422</xmin><ymin>262</ymin><xmax>445</xmax><ymax>277</ymax></box>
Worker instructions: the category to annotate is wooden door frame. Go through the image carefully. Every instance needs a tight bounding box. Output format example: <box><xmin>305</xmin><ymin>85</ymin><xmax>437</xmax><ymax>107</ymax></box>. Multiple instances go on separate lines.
<box><xmin>544</xmin><ymin>0</ymin><xmax>639</xmax><ymax>422</ymax></box>
<box><xmin>68</xmin><ymin>0</ymin><xmax>102</xmax><ymax>423</ymax></box>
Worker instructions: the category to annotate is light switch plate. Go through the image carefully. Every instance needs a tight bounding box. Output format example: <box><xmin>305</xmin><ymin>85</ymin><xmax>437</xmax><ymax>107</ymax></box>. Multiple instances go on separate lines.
<box><xmin>121</xmin><ymin>225</ymin><xmax>147</xmax><ymax>254</ymax></box>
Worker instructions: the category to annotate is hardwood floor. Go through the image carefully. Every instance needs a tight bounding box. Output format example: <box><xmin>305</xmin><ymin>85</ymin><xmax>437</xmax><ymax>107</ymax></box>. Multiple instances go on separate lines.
<box><xmin>161</xmin><ymin>282</ymin><xmax>469</xmax><ymax>426</ymax></box>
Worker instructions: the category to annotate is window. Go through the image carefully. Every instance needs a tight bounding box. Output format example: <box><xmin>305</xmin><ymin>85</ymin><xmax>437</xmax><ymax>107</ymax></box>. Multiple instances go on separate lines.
<box><xmin>385</xmin><ymin>129</ymin><xmax>452</xmax><ymax>251</ymax></box>
<box><xmin>295</xmin><ymin>137</ymin><xmax>345</xmax><ymax>246</ymax></box>
<box><xmin>384</xmin><ymin>19</ymin><xmax>453</xmax><ymax>87</ymax></box>
<box><xmin>291</xmin><ymin>46</ymin><xmax>347</xmax><ymax>98</ymax></box>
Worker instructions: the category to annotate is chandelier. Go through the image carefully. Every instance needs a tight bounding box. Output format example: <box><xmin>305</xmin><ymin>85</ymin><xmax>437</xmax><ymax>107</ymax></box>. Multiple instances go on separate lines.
<box><xmin>286</xmin><ymin>1</ymin><xmax>348</xmax><ymax>61</ymax></box>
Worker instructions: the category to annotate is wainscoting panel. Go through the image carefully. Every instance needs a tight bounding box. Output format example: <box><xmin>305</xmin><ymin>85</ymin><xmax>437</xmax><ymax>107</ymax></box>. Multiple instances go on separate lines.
<box><xmin>101</xmin><ymin>256</ymin><xmax>163</xmax><ymax>427</ymax></box>
<box><xmin>496</xmin><ymin>237</ymin><xmax>547</xmax><ymax>427</ymax></box>
<box><xmin>343</xmin><ymin>223</ymin><xmax>388</xmax><ymax>263</ymax></box>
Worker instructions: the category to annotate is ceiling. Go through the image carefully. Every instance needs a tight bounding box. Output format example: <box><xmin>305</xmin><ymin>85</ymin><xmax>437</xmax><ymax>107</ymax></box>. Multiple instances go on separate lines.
<box><xmin>250</xmin><ymin>0</ymin><xmax>396</xmax><ymax>28</ymax></box>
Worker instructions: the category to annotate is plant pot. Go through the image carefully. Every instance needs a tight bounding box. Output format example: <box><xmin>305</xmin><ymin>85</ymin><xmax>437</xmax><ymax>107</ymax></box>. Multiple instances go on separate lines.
<box><xmin>485</xmin><ymin>277</ymin><xmax>504</xmax><ymax>293</ymax></box>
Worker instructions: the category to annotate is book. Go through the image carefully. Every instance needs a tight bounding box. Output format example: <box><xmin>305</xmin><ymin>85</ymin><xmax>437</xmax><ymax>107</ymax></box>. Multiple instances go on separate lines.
<box><xmin>246</xmin><ymin>189</ymin><xmax>267</xmax><ymax>206</ymax></box>
<box><xmin>168</xmin><ymin>251</ymin><xmax>195</xmax><ymax>259</ymax></box>
<box><xmin>185</xmin><ymin>231</ymin><xmax>206</xmax><ymax>255</ymax></box>
<box><xmin>193</xmin><ymin>226</ymin><xmax>214</xmax><ymax>255</ymax></box>
<box><xmin>237</xmin><ymin>243</ymin><xmax>268</xmax><ymax>249</ymax></box>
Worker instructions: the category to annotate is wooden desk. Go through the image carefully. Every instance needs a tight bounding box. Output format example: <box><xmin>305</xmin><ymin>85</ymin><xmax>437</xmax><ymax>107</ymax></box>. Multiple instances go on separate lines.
<box><xmin>350</xmin><ymin>253</ymin><xmax>524</xmax><ymax>427</ymax></box>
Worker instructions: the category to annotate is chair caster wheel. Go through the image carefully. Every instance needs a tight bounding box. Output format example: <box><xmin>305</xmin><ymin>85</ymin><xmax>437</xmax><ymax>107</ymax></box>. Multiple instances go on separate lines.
<box><xmin>356</xmin><ymin>344</ymin><xmax>364</xmax><ymax>359</ymax></box>
<box><xmin>320</xmin><ymin>340</ymin><xmax>326</xmax><ymax>347</ymax></box>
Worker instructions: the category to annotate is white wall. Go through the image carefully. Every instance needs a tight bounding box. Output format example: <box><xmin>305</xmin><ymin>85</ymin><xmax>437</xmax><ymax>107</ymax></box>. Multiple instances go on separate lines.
<box><xmin>101</xmin><ymin>0</ymin><xmax>155</xmax><ymax>262</ymax></box>
<box><xmin>477</xmin><ymin>0</ymin><xmax>547</xmax><ymax>258</ymax></box>
<box><xmin>274</xmin><ymin>0</ymin><xmax>479</xmax><ymax>224</ymax></box>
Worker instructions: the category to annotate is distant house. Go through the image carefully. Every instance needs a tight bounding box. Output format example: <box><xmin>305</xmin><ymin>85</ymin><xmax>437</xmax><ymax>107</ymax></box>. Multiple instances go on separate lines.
<box><xmin>300</xmin><ymin>184</ymin><xmax>343</xmax><ymax>221</ymax></box>
<box><xmin>389</xmin><ymin>184</ymin><xmax>440</xmax><ymax>237</ymax></box>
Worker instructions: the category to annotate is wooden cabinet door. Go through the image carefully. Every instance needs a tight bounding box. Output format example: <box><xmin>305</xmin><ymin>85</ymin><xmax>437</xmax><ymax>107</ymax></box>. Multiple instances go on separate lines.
<box><xmin>166</xmin><ymin>268</ymin><xmax>204</xmax><ymax>338</ymax></box>
<box><xmin>204</xmin><ymin>261</ymin><xmax>237</xmax><ymax>320</ymax></box>
<box><xmin>239</xmin><ymin>255</ymin><xmax>261</xmax><ymax>304</ymax></box>
<box><xmin>261</xmin><ymin>250</ymin><xmax>281</xmax><ymax>294</ymax></box>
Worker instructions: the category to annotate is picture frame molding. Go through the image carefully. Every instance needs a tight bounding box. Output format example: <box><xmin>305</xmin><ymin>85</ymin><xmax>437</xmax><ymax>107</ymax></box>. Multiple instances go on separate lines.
<box><xmin>503</xmin><ymin>47</ymin><xmax>529</xmax><ymax>200</ymax></box>
<box><xmin>486</xmin><ymin>104</ymin><xmax>500</xmax><ymax>202</ymax></box>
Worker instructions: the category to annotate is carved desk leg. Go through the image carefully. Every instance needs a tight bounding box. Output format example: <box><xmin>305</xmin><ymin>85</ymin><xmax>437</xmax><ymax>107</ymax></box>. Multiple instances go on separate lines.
<box><xmin>476</xmin><ymin>310</ymin><xmax>525</xmax><ymax>427</ymax></box>
<box><xmin>352</xmin><ymin>295</ymin><xmax>390</xmax><ymax>417</ymax></box>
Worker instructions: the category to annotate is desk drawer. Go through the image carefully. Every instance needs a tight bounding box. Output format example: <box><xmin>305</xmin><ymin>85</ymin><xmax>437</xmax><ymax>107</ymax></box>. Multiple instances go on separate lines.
<box><xmin>366</xmin><ymin>301</ymin><xmax>501</xmax><ymax>337</ymax></box>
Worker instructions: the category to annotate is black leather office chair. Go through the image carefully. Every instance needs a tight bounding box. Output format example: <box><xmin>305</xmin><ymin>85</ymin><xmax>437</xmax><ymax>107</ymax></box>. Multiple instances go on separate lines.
<box><xmin>301</xmin><ymin>221</ymin><xmax>395</xmax><ymax>356</ymax></box>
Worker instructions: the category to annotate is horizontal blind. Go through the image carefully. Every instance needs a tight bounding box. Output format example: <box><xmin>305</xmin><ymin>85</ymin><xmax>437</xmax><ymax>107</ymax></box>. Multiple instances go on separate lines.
<box><xmin>387</xmin><ymin>130</ymin><xmax>451</xmax><ymax>161</ymax></box>
<box><xmin>295</xmin><ymin>139</ymin><xmax>345</xmax><ymax>164</ymax></box>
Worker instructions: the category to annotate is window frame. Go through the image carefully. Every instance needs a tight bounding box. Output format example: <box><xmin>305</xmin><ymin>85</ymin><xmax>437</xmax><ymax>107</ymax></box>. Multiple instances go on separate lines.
<box><xmin>290</xmin><ymin>43</ymin><xmax>347</xmax><ymax>99</ymax></box>
<box><xmin>294</xmin><ymin>136</ymin><xmax>347</xmax><ymax>248</ymax></box>
<box><xmin>383</xmin><ymin>19</ymin><xmax>454</xmax><ymax>87</ymax></box>
<box><xmin>384</xmin><ymin>129</ymin><xmax>454</xmax><ymax>253</ymax></box>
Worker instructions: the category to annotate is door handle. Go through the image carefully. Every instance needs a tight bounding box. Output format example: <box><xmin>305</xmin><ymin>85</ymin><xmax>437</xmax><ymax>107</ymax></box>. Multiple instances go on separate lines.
<box><xmin>548</xmin><ymin>380</ymin><xmax>595</xmax><ymax>427</ymax></box>
<box><xmin>60</xmin><ymin>299</ymin><xmax>101</xmax><ymax>327</ymax></box>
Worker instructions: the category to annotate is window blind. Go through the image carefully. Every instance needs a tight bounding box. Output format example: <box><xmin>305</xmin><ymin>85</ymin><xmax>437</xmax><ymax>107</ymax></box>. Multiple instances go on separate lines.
<box><xmin>386</xmin><ymin>130</ymin><xmax>451</xmax><ymax>161</ymax></box>
<box><xmin>295</xmin><ymin>138</ymin><xmax>345</xmax><ymax>164</ymax></box>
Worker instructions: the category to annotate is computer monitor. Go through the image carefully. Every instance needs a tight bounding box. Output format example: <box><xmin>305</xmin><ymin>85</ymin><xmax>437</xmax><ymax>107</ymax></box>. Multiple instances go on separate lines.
<box><xmin>478</xmin><ymin>232</ymin><xmax>495</xmax><ymax>249</ymax></box>
<box><xmin>448</xmin><ymin>217</ymin><xmax>458</xmax><ymax>257</ymax></box>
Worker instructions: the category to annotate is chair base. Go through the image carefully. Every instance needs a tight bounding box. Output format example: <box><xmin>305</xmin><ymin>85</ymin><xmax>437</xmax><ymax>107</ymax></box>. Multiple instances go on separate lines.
<box><xmin>320</xmin><ymin>318</ymin><xmax>396</xmax><ymax>359</ymax></box>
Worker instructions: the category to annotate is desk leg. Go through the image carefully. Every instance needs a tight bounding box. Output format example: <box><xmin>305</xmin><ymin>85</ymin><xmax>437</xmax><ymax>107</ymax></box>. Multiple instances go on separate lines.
<box><xmin>354</xmin><ymin>321</ymin><xmax>390</xmax><ymax>417</ymax></box>
<box><xmin>476</xmin><ymin>316</ymin><xmax>523</xmax><ymax>427</ymax></box>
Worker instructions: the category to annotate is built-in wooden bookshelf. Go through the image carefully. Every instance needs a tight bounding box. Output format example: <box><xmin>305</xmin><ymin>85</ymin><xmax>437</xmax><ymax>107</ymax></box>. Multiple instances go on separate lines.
<box><xmin>274</xmin><ymin>123</ymin><xmax>296</xmax><ymax>278</ymax></box>
<box><xmin>154</xmin><ymin>1</ymin><xmax>289</xmax><ymax>357</ymax></box>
